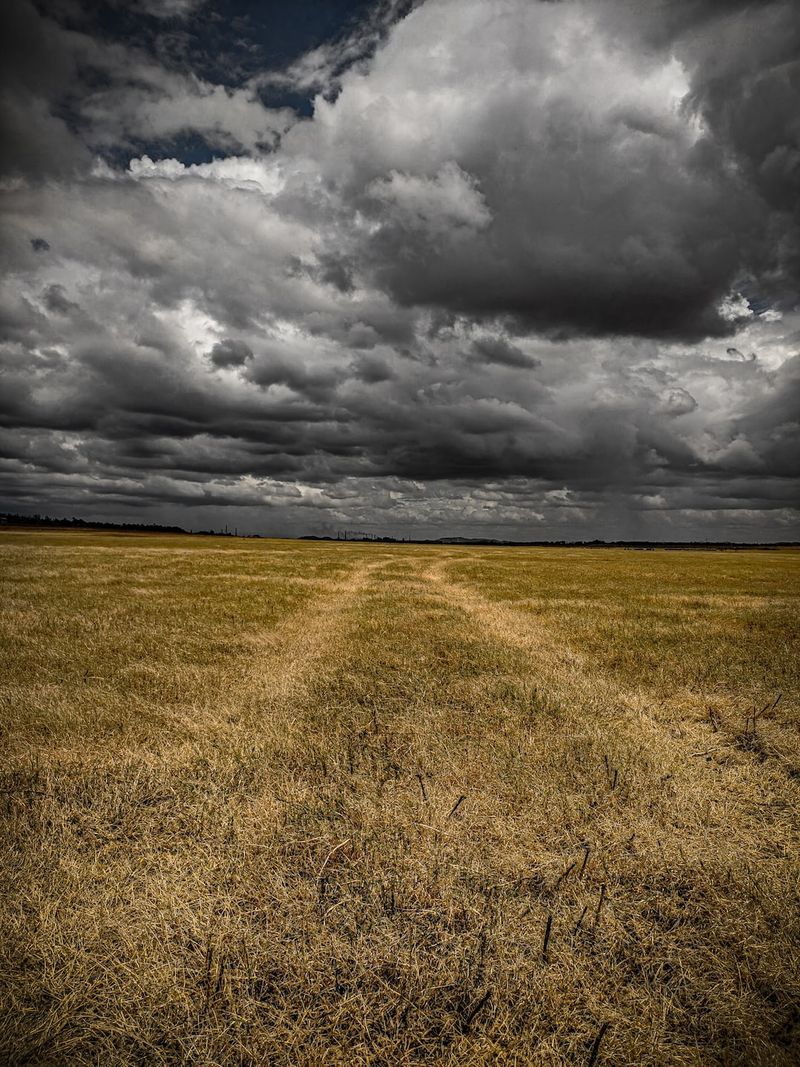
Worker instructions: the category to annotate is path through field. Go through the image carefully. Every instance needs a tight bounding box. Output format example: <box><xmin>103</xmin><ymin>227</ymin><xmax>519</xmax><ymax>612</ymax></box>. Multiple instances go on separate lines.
<box><xmin>1</xmin><ymin>534</ymin><xmax>799</xmax><ymax>1065</ymax></box>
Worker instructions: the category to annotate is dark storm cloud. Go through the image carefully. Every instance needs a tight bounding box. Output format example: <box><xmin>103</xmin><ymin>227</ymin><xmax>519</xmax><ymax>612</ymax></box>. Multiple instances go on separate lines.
<box><xmin>42</xmin><ymin>283</ymin><xmax>78</xmax><ymax>314</ymax></box>
<box><xmin>610</xmin><ymin>0</ymin><xmax>800</xmax><ymax>298</ymax></box>
<box><xmin>0</xmin><ymin>0</ymin><xmax>798</xmax><ymax>538</ymax></box>
<box><xmin>355</xmin><ymin>149</ymin><xmax>751</xmax><ymax>342</ymax></box>
<box><xmin>283</xmin><ymin>1</ymin><xmax>769</xmax><ymax>343</ymax></box>
<box><xmin>470</xmin><ymin>338</ymin><xmax>540</xmax><ymax>370</ymax></box>
<box><xmin>209</xmin><ymin>338</ymin><xmax>253</xmax><ymax>367</ymax></box>
<box><xmin>295</xmin><ymin>0</ymin><xmax>798</xmax><ymax>344</ymax></box>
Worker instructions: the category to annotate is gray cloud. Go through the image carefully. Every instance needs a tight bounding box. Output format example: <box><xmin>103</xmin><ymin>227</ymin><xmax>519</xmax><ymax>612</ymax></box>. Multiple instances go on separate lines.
<box><xmin>658</xmin><ymin>388</ymin><xmax>698</xmax><ymax>417</ymax></box>
<box><xmin>726</xmin><ymin>347</ymin><xmax>756</xmax><ymax>363</ymax></box>
<box><xmin>0</xmin><ymin>0</ymin><xmax>798</xmax><ymax>539</ymax></box>
<box><xmin>209</xmin><ymin>338</ymin><xmax>253</xmax><ymax>368</ymax></box>
<box><xmin>470</xmin><ymin>338</ymin><xmax>540</xmax><ymax>370</ymax></box>
<box><xmin>42</xmin><ymin>283</ymin><xmax>78</xmax><ymax>315</ymax></box>
<box><xmin>0</xmin><ymin>0</ymin><xmax>295</xmax><ymax>180</ymax></box>
<box><xmin>282</xmin><ymin>0</ymin><xmax>770</xmax><ymax>342</ymax></box>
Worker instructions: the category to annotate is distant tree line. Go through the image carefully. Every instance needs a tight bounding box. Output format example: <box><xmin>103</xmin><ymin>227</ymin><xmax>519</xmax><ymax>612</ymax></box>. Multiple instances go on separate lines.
<box><xmin>301</xmin><ymin>534</ymin><xmax>797</xmax><ymax>549</ymax></box>
<box><xmin>1</xmin><ymin>512</ymin><xmax>259</xmax><ymax>537</ymax></box>
<box><xmin>2</xmin><ymin>512</ymin><xmax>794</xmax><ymax>548</ymax></box>
<box><xmin>1</xmin><ymin>512</ymin><xmax>191</xmax><ymax>534</ymax></box>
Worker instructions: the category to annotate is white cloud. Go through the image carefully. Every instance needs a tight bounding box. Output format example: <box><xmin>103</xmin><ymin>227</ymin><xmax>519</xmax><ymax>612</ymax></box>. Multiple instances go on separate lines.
<box><xmin>366</xmin><ymin>163</ymin><xmax>491</xmax><ymax>235</ymax></box>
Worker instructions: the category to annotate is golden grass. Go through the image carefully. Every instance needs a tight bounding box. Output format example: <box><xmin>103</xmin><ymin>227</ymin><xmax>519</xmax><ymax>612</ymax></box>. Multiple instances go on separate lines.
<box><xmin>1</xmin><ymin>531</ymin><xmax>798</xmax><ymax>1065</ymax></box>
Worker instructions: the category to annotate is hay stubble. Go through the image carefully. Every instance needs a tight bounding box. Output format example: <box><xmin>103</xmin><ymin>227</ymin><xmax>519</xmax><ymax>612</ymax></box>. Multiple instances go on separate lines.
<box><xmin>1</xmin><ymin>532</ymin><xmax>798</xmax><ymax>1065</ymax></box>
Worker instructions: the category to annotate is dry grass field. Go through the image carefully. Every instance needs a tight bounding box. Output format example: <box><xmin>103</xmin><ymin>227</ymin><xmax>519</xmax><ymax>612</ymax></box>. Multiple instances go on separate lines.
<box><xmin>1</xmin><ymin>531</ymin><xmax>799</xmax><ymax>1066</ymax></box>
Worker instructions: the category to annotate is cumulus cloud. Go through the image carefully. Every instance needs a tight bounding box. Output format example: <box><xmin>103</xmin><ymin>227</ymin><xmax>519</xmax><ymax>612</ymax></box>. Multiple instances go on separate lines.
<box><xmin>0</xmin><ymin>0</ymin><xmax>798</xmax><ymax>539</ymax></box>
<box><xmin>282</xmin><ymin>0</ymin><xmax>768</xmax><ymax>340</ymax></box>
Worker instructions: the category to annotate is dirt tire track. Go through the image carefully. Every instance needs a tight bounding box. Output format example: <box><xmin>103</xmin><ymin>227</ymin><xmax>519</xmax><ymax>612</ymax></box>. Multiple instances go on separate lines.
<box><xmin>422</xmin><ymin>555</ymin><xmax>667</xmax><ymax>719</ymax></box>
<box><xmin>423</xmin><ymin>557</ymin><xmax>800</xmax><ymax>814</ymax></box>
<box><xmin>421</xmin><ymin>556</ymin><xmax>790</xmax><ymax>772</ymax></box>
<box><xmin>23</xmin><ymin>555</ymin><xmax>390</xmax><ymax>764</ymax></box>
<box><xmin>248</xmin><ymin>555</ymin><xmax>389</xmax><ymax>706</ymax></box>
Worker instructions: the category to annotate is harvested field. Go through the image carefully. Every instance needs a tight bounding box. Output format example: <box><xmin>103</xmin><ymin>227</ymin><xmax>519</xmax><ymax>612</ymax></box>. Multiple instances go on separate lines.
<box><xmin>1</xmin><ymin>531</ymin><xmax>799</xmax><ymax>1065</ymax></box>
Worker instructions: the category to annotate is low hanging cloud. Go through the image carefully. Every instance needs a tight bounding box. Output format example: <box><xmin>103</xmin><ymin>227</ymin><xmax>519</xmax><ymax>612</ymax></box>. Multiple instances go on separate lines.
<box><xmin>0</xmin><ymin>0</ymin><xmax>798</xmax><ymax>539</ymax></box>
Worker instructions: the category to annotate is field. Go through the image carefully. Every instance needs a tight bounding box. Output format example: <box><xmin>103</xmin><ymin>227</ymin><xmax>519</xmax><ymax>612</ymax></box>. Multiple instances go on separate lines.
<box><xmin>1</xmin><ymin>531</ymin><xmax>799</xmax><ymax>1066</ymax></box>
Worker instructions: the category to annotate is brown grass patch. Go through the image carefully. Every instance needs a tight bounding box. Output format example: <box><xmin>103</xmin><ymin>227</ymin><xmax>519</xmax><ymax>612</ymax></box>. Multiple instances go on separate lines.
<box><xmin>1</xmin><ymin>532</ymin><xmax>798</xmax><ymax>1064</ymax></box>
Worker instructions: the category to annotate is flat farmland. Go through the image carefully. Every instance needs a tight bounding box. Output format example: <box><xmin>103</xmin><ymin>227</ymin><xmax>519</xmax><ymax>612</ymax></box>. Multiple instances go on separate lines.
<box><xmin>1</xmin><ymin>531</ymin><xmax>798</xmax><ymax>1066</ymax></box>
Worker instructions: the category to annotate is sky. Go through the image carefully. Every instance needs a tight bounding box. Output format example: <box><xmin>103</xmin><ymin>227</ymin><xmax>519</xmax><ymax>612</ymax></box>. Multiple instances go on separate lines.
<box><xmin>1</xmin><ymin>0</ymin><xmax>798</xmax><ymax>540</ymax></box>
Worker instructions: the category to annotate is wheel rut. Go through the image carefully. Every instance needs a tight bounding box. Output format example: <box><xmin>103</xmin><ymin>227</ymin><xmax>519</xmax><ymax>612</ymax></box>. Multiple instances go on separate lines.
<box><xmin>420</xmin><ymin>558</ymin><xmax>799</xmax><ymax>791</ymax></box>
<box><xmin>249</xmin><ymin>556</ymin><xmax>390</xmax><ymax>707</ymax></box>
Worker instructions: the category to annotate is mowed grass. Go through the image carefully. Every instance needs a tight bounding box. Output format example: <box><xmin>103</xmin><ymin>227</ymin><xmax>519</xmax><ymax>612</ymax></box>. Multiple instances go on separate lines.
<box><xmin>1</xmin><ymin>532</ymin><xmax>798</xmax><ymax>1066</ymax></box>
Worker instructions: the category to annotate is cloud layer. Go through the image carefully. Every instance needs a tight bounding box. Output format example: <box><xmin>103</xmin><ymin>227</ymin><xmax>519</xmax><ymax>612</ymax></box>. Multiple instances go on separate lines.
<box><xmin>1</xmin><ymin>0</ymin><xmax>798</xmax><ymax>538</ymax></box>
